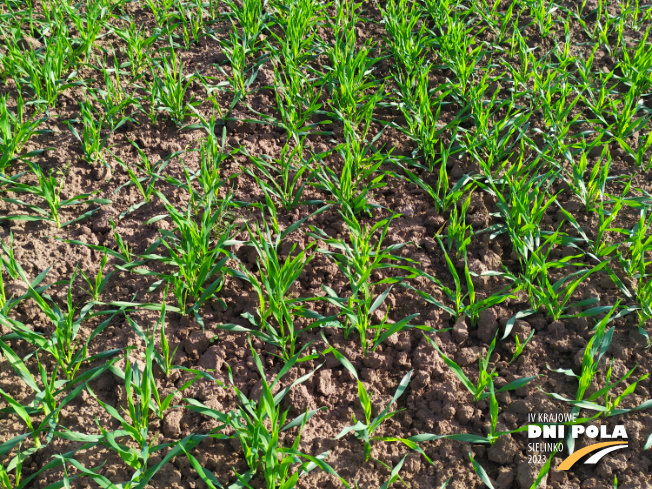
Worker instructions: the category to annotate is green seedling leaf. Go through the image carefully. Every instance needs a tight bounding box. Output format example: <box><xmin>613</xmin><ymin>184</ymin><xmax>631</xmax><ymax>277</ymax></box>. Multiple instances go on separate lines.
<box><xmin>469</xmin><ymin>452</ymin><xmax>495</xmax><ymax>488</ymax></box>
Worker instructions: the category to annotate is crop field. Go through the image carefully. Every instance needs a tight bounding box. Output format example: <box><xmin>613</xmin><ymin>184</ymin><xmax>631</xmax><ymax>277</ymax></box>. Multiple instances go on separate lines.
<box><xmin>1</xmin><ymin>0</ymin><xmax>652</xmax><ymax>487</ymax></box>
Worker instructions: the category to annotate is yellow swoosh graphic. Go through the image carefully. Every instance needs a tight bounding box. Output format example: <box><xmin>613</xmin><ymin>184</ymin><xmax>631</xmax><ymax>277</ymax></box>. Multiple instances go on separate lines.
<box><xmin>557</xmin><ymin>441</ymin><xmax>628</xmax><ymax>470</ymax></box>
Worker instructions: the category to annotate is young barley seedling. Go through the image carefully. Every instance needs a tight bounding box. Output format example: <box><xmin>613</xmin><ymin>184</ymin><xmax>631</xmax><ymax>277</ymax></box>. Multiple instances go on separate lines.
<box><xmin>561</xmin><ymin>141</ymin><xmax>612</xmax><ymax>212</ymax></box>
<box><xmin>185</xmin><ymin>343</ymin><xmax>347</xmax><ymax>489</ymax></box>
<box><xmin>237</xmin><ymin>220</ymin><xmax>316</xmax><ymax>359</ymax></box>
<box><xmin>154</xmin><ymin>299</ymin><xmax>178</xmax><ymax>377</ymax></box>
<box><xmin>243</xmin><ymin>215</ymin><xmax>322</xmax><ymax>359</ymax></box>
<box><xmin>183</xmin><ymin>113</ymin><xmax>234</xmax><ymax>201</ymax></box>
<box><xmin>90</xmin><ymin>55</ymin><xmax>136</xmax><ymax>128</ymax></box>
<box><xmin>479</xmin><ymin>165</ymin><xmax>559</xmax><ymax>261</ymax></box>
<box><xmin>527</xmin><ymin>0</ymin><xmax>558</xmax><ymax>37</ymax></box>
<box><xmin>13</xmin><ymin>271</ymin><xmax>121</xmax><ymax>380</ymax></box>
<box><xmin>0</xmin><ymin>317</ymin><xmax>117</xmax><ymax>428</ymax></box>
<box><xmin>517</xmin><ymin>239</ymin><xmax>609</xmax><ymax>321</ymax></box>
<box><xmin>0</xmin><ymin>163</ymin><xmax>111</xmax><ymax>228</ymax></box>
<box><xmin>257</xmin><ymin>1</ymin><xmax>327</xmax><ymax>141</ymax></box>
<box><xmin>616</xmin><ymin>25</ymin><xmax>652</xmax><ymax>96</ymax></box>
<box><xmin>313</xmin><ymin>122</ymin><xmax>391</xmax><ymax>216</ymax></box>
<box><xmin>558</xmin><ymin>185</ymin><xmax>632</xmax><ymax>262</ymax></box>
<box><xmin>308</xmin><ymin>212</ymin><xmax>420</xmax><ymax>353</ymax></box>
<box><xmin>7</xmin><ymin>28</ymin><xmax>80</xmax><ymax>108</ymax></box>
<box><xmin>430</xmin><ymin>6</ymin><xmax>486</xmax><ymax>100</ymax></box>
<box><xmin>0</xmin><ymin>94</ymin><xmax>50</xmax><ymax>174</ymax></box>
<box><xmin>67</xmin><ymin>101</ymin><xmax>126</xmax><ymax>166</ymax></box>
<box><xmin>603</xmin><ymin>86</ymin><xmax>651</xmax><ymax>145</ymax></box>
<box><xmin>125</xmin><ymin>312</ymin><xmax>196</xmax><ymax>409</ymax></box>
<box><xmin>615</xmin><ymin>208</ymin><xmax>652</xmax><ymax>330</ymax></box>
<box><xmin>215</xmin><ymin>32</ymin><xmax>251</xmax><ymax>99</ymax></box>
<box><xmin>382</xmin><ymin>0</ymin><xmax>431</xmax><ymax>75</ymax></box>
<box><xmin>390</xmin><ymin>63</ymin><xmax>456</xmax><ymax>171</ymax></box>
<box><xmin>224</xmin><ymin>0</ymin><xmax>269</xmax><ymax>53</ymax></box>
<box><xmin>150</xmin><ymin>48</ymin><xmax>199</xmax><ymax>126</ymax></box>
<box><xmin>404</xmin><ymin>238</ymin><xmax>514</xmax><ymax>325</ymax></box>
<box><xmin>546</xmin><ymin>306</ymin><xmax>650</xmax><ymax>450</ymax></box>
<box><xmin>87</xmin><ymin>352</ymin><xmax>157</xmax><ymax>482</ymax></box>
<box><xmin>465</xmin><ymin>104</ymin><xmax>531</xmax><ymax>172</ymax></box>
<box><xmin>133</xmin><ymin>189</ymin><xmax>242</xmax><ymax>324</ymax></box>
<box><xmin>110</xmin><ymin>219</ymin><xmax>135</xmax><ymax>264</ymax></box>
<box><xmin>326</xmin><ymin>345</ymin><xmax>413</xmax><ymax>462</ymax></box>
<box><xmin>424</xmin><ymin>333</ymin><xmax>538</xmax><ymax>401</ymax></box>
<box><xmin>176</xmin><ymin>0</ymin><xmax>206</xmax><ymax>47</ymax></box>
<box><xmin>0</xmin><ymin>350</ymin><xmax>116</xmax><ymax>488</ymax></box>
<box><xmin>113</xmin><ymin>22</ymin><xmax>168</xmax><ymax>76</ymax></box>
<box><xmin>145</xmin><ymin>0</ymin><xmax>176</xmax><ymax>26</ymax></box>
<box><xmin>325</xmin><ymin>26</ymin><xmax>383</xmax><ymax>127</ymax></box>
<box><xmin>258</xmin><ymin>61</ymin><xmax>327</xmax><ymax>144</ymax></box>
<box><xmin>112</xmin><ymin>140</ymin><xmax>183</xmax><ymax>218</ymax></box>
<box><xmin>397</xmin><ymin>152</ymin><xmax>474</xmax><ymax>214</ymax></box>
<box><xmin>0</xmin><ymin>235</ymin><xmax>25</xmax><ymax>313</ymax></box>
<box><xmin>221</xmin><ymin>204</ymin><xmax>330</xmax><ymax>354</ymax></box>
<box><xmin>239</xmin><ymin>141</ymin><xmax>315</xmax><ymax>210</ymax></box>
<box><xmin>61</xmin><ymin>0</ymin><xmax>110</xmax><ymax>59</ymax></box>
<box><xmin>445</xmin><ymin>192</ymin><xmax>474</xmax><ymax>258</ymax></box>
<box><xmin>79</xmin><ymin>253</ymin><xmax>112</xmax><ymax>301</ymax></box>
<box><xmin>510</xmin><ymin>329</ymin><xmax>535</xmax><ymax>364</ymax></box>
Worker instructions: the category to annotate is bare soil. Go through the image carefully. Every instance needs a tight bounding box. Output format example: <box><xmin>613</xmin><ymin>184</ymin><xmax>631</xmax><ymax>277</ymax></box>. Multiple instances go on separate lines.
<box><xmin>1</xmin><ymin>1</ymin><xmax>652</xmax><ymax>488</ymax></box>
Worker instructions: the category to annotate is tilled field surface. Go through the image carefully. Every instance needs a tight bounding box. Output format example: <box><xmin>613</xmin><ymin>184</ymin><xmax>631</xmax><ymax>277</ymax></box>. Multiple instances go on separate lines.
<box><xmin>1</xmin><ymin>0</ymin><xmax>652</xmax><ymax>488</ymax></box>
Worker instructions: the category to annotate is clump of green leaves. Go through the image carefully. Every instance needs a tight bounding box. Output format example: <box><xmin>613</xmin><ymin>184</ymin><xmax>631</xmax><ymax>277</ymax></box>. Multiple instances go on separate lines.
<box><xmin>0</xmin><ymin>94</ymin><xmax>50</xmax><ymax>173</ymax></box>
<box><xmin>425</xmin><ymin>334</ymin><xmax>537</xmax><ymax>402</ymax></box>
<box><xmin>185</xmin><ymin>344</ymin><xmax>347</xmax><ymax>489</ymax></box>
<box><xmin>67</xmin><ymin>100</ymin><xmax>125</xmax><ymax>166</ymax></box>
<box><xmin>149</xmin><ymin>49</ymin><xmax>199</xmax><ymax>126</ymax></box>
<box><xmin>327</xmin><ymin>346</ymin><xmax>413</xmax><ymax>461</ymax></box>
<box><xmin>134</xmin><ymin>189</ymin><xmax>241</xmax><ymax>324</ymax></box>
<box><xmin>313</xmin><ymin>123</ymin><xmax>391</xmax><ymax>216</ymax></box>
<box><xmin>404</xmin><ymin>238</ymin><xmax>513</xmax><ymax>325</ymax></box>
<box><xmin>0</xmin><ymin>163</ymin><xmax>111</xmax><ymax>228</ymax></box>
<box><xmin>240</xmin><ymin>142</ymin><xmax>315</xmax><ymax>211</ymax></box>
<box><xmin>309</xmin><ymin>212</ymin><xmax>419</xmax><ymax>353</ymax></box>
<box><xmin>547</xmin><ymin>305</ymin><xmax>651</xmax><ymax>425</ymax></box>
<box><xmin>238</xmin><ymin>220</ymin><xmax>316</xmax><ymax>359</ymax></box>
<box><xmin>5</xmin><ymin>29</ymin><xmax>79</xmax><ymax>108</ymax></box>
